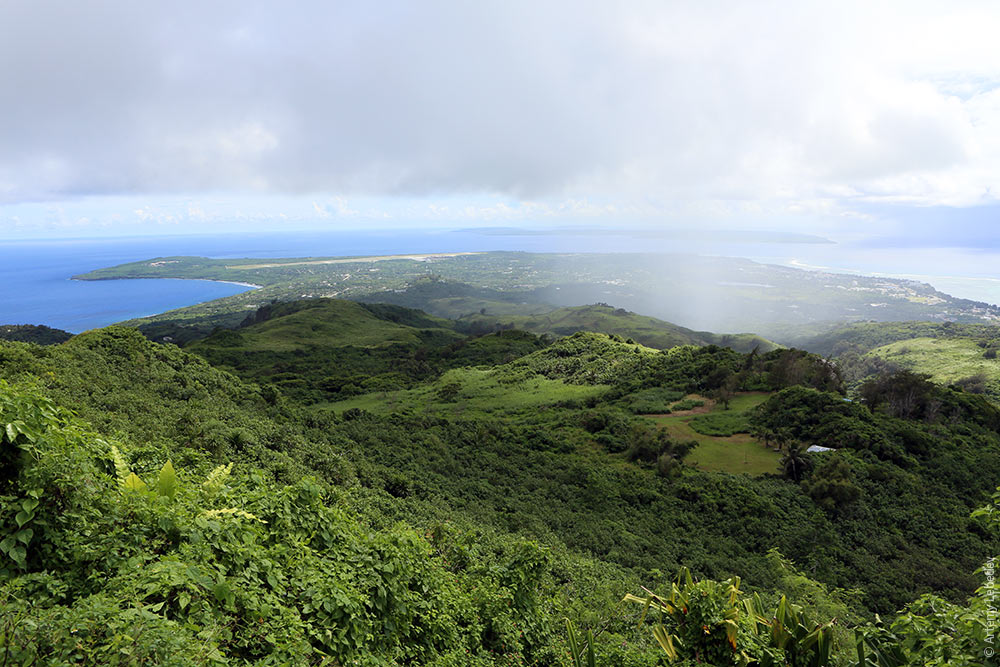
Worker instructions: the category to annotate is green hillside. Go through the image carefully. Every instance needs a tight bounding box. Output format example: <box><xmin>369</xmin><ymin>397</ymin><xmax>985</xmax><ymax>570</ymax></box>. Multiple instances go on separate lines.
<box><xmin>2</xmin><ymin>326</ymin><xmax>998</xmax><ymax>664</ymax></box>
<box><xmin>866</xmin><ymin>337</ymin><xmax>1000</xmax><ymax>395</ymax></box>
<box><xmin>327</xmin><ymin>365</ymin><xmax>609</xmax><ymax>417</ymax></box>
<box><xmin>185</xmin><ymin>299</ymin><xmax>547</xmax><ymax>403</ymax></box>
<box><xmin>789</xmin><ymin>320</ymin><xmax>1000</xmax><ymax>357</ymax></box>
<box><xmin>199</xmin><ymin>299</ymin><xmax>460</xmax><ymax>352</ymax></box>
<box><xmin>0</xmin><ymin>324</ymin><xmax>73</xmax><ymax>345</ymax></box>
<box><xmin>457</xmin><ymin>303</ymin><xmax>781</xmax><ymax>352</ymax></box>
<box><xmin>789</xmin><ymin>321</ymin><xmax>1000</xmax><ymax>400</ymax></box>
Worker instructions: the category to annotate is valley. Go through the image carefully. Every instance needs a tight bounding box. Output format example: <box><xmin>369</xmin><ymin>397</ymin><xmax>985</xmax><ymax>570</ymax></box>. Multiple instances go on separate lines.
<box><xmin>2</xmin><ymin>254</ymin><xmax>999</xmax><ymax>665</ymax></box>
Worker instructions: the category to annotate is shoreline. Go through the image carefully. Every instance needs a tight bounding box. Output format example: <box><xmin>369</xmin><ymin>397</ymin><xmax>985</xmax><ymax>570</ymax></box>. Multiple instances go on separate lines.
<box><xmin>72</xmin><ymin>276</ymin><xmax>264</xmax><ymax>289</ymax></box>
<box><xmin>229</xmin><ymin>251</ymin><xmax>483</xmax><ymax>270</ymax></box>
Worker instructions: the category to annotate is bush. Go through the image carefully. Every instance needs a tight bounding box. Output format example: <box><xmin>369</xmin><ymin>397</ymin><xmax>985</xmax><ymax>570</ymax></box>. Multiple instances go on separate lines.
<box><xmin>623</xmin><ymin>388</ymin><xmax>685</xmax><ymax>414</ymax></box>
<box><xmin>689</xmin><ymin>412</ymin><xmax>750</xmax><ymax>436</ymax></box>
<box><xmin>670</xmin><ymin>398</ymin><xmax>705</xmax><ymax>411</ymax></box>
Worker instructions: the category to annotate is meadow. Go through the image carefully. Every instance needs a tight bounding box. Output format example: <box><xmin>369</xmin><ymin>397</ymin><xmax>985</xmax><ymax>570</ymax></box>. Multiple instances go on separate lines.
<box><xmin>866</xmin><ymin>336</ymin><xmax>1000</xmax><ymax>394</ymax></box>
<box><xmin>645</xmin><ymin>392</ymin><xmax>779</xmax><ymax>475</ymax></box>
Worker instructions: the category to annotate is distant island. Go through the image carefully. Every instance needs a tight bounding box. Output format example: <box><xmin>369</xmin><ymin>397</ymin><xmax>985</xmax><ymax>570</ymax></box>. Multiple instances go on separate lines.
<box><xmin>457</xmin><ymin>226</ymin><xmax>837</xmax><ymax>244</ymax></box>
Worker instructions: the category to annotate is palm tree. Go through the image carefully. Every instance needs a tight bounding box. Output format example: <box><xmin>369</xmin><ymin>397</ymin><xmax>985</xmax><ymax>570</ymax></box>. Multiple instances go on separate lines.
<box><xmin>781</xmin><ymin>443</ymin><xmax>811</xmax><ymax>482</ymax></box>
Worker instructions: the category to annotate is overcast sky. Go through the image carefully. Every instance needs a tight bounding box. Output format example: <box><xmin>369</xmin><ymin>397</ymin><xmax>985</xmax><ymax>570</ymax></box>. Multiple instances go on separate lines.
<box><xmin>2</xmin><ymin>0</ymin><xmax>999</xmax><ymax>241</ymax></box>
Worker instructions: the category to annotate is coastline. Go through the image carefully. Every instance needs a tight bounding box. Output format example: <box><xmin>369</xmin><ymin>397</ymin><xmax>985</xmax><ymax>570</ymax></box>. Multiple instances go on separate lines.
<box><xmin>229</xmin><ymin>251</ymin><xmax>483</xmax><ymax>270</ymax></box>
<box><xmin>71</xmin><ymin>276</ymin><xmax>264</xmax><ymax>289</ymax></box>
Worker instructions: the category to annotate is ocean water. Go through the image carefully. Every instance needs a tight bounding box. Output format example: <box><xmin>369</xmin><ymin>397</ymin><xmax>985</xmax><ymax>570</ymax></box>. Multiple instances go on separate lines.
<box><xmin>0</xmin><ymin>241</ymin><xmax>250</xmax><ymax>333</ymax></box>
<box><xmin>0</xmin><ymin>230</ymin><xmax>557</xmax><ymax>332</ymax></box>
<box><xmin>1</xmin><ymin>229</ymin><xmax>999</xmax><ymax>333</ymax></box>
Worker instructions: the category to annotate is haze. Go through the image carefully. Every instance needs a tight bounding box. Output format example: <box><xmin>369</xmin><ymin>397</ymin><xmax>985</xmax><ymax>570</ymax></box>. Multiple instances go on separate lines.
<box><xmin>2</xmin><ymin>0</ymin><xmax>999</xmax><ymax>288</ymax></box>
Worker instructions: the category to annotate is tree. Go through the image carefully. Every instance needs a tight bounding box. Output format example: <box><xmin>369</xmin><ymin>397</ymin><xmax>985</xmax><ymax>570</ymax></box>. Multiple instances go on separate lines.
<box><xmin>804</xmin><ymin>455</ymin><xmax>860</xmax><ymax>513</ymax></box>
<box><xmin>781</xmin><ymin>443</ymin><xmax>811</xmax><ymax>482</ymax></box>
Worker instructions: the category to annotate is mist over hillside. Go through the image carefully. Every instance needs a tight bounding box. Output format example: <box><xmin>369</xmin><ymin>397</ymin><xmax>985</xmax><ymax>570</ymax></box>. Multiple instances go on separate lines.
<box><xmin>76</xmin><ymin>250</ymin><xmax>1000</xmax><ymax>344</ymax></box>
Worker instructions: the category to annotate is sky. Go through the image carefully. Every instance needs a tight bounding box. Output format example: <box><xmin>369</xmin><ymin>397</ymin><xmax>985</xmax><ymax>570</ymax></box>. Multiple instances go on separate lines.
<box><xmin>1</xmin><ymin>0</ymin><xmax>999</xmax><ymax>249</ymax></box>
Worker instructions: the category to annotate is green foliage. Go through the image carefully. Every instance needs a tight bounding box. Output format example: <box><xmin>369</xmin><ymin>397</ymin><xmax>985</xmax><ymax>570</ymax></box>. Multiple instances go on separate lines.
<box><xmin>848</xmin><ymin>486</ymin><xmax>1000</xmax><ymax>666</ymax></box>
<box><xmin>624</xmin><ymin>566</ymin><xmax>837</xmax><ymax>667</ymax></box>
<box><xmin>2</xmin><ymin>319</ymin><xmax>999</xmax><ymax>663</ymax></box>
<box><xmin>187</xmin><ymin>298</ymin><xmax>549</xmax><ymax>404</ymax></box>
<box><xmin>565</xmin><ymin>618</ymin><xmax>597</xmax><ymax>667</ymax></box>
<box><xmin>623</xmin><ymin>387</ymin><xmax>686</xmax><ymax>414</ymax></box>
<box><xmin>623</xmin><ymin>422</ymin><xmax>693</xmax><ymax>471</ymax></box>
<box><xmin>0</xmin><ymin>381</ymin><xmax>566</xmax><ymax>665</ymax></box>
<box><xmin>804</xmin><ymin>456</ymin><xmax>861</xmax><ymax>514</ymax></box>
<box><xmin>669</xmin><ymin>398</ymin><xmax>705</xmax><ymax>411</ymax></box>
<box><xmin>0</xmin><ymin>324</ymin><xmax>73</xmax><ymax>345</ymax></box>
<box><xmin>456</xmin><ymin>302</ymin><xmax>782</xmax><ymax>353</ymax></box>
<box><xmin>689</xmin><ymin>411</ymin><xmax>751</xmax><ymax>436</ymax></box>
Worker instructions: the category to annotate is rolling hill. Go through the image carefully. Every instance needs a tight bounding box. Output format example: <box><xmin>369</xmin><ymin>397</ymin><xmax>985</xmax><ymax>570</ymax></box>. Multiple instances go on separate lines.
<box><xmin>185</xmin><ymin>299</ymin><xmax>548</xmax><ymax>402</ymax></box>
<box><xmin>454</xmin><ymin>303</ymin><xmax>780</xmax><ymax>352</ymax></box>
<box><xmin>788</xmin><ymin>320</ymin><xmax>1000</xmax><ymax>399</ymax></box>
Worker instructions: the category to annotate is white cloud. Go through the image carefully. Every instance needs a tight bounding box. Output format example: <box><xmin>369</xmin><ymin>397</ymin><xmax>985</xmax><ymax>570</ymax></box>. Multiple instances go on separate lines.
<box><xmin>0</xmin><ymin>0</ymin><xmax>999</xmax><ymax>217</ymax></box>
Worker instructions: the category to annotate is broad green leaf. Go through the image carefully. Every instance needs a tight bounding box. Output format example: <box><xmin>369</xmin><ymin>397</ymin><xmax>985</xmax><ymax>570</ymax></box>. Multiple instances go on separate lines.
<box><xmin>124</xmin><ymin>472</ymin><xmax>147</xmax><ymax>492</ymax></box>
<box><xmin>14</xmin><ymin>510</ymin><xmax>30</xmax><ymax>527</ymax></box>
<box><xmin>14</xmin><ymin>528</ymin><xmax>32</xmax><ymax>545</ymax></box>
<box><xmin>21</xmin><ymin>498</ymin><xmax>39</xmax><ymax>513</ymax></box>
<box><xmin>9</xmin><ymin>545</ymin><xmax>26</xmax><ymax>566</ymax></box>
<box><xmin>157</xmin><ymin>460</ymin><xmax>178</xmax><ymax>499</ymax></box>
<box><xmin>213</xmin><ymin>581</ymin><xmax>234</xmax><ymax>606</ymax></box>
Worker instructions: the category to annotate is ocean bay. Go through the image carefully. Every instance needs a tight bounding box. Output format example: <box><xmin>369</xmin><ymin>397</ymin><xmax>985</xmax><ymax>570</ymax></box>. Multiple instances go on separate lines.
<box><xmin>4</xmin><ymin>229</ymin><xmax>999</xmax><ymax>333</ymax></box>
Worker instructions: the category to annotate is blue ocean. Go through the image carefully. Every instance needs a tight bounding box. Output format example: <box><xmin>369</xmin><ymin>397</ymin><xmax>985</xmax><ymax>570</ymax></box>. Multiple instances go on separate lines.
<box><xmin>0</xmin><ymin>230</ymin><xmax>581</xmax><ymax>332</ymax></box>
<box><xmin>2</xmin><ymin>229</ymin><xmax>999</xmax><ymax>333</ymax></box>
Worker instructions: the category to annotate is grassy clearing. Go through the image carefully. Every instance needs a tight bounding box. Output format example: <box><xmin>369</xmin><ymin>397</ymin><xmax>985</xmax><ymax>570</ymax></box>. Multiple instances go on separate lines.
<box><xmin>646</xmin><ymin>392</ymin><xmax>778</xmax><ymax>475</ymax></box>
<box><xmin>324</xmin><ymin>366</ymin><xmax>608</xmax><ymax>417</ymax></box>
<box><xmin>866</xmin><ymin>337</ymin><xmax>1000</xmax><ymax>394</ymax></box>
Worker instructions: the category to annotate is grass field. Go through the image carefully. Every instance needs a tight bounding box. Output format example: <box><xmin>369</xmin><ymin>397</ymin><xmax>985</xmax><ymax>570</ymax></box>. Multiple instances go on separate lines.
<box><xmin>645</xmin><ymin>392</ymin><xmax>779</xmax><ymax>475</ymax></box>
<box><xmin>866</xmin><ymin>337</ymin><xmax>1000</xmax><ymax>396</ymax></box>
<box><xmin>323</xmin><ymin>366</ymin><xmax>609</xmax><ymax>417</ymax></box>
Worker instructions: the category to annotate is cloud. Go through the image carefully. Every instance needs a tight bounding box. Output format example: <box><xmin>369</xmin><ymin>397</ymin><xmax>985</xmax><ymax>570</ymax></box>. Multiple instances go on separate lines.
<box><xmin>1</xmin><ymin>0</ymin><xmax>999</xmax><ymax>210</ymax></box>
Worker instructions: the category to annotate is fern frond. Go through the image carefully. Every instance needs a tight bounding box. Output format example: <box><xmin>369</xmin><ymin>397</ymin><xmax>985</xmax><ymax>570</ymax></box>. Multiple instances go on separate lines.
<box><xmin>202</xmin><ymin>463</ymin><xmax>233</xmax><ymax>496</ymax></box>
<box><xmin>200</xmin><ymin>508</ymin><xmax>265</xmax><ymax>523</ymax></box>
<box><xmin>110</xmin><ymin>445</ymin><xmax>132</xmax><ymax>491</ymax></box>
